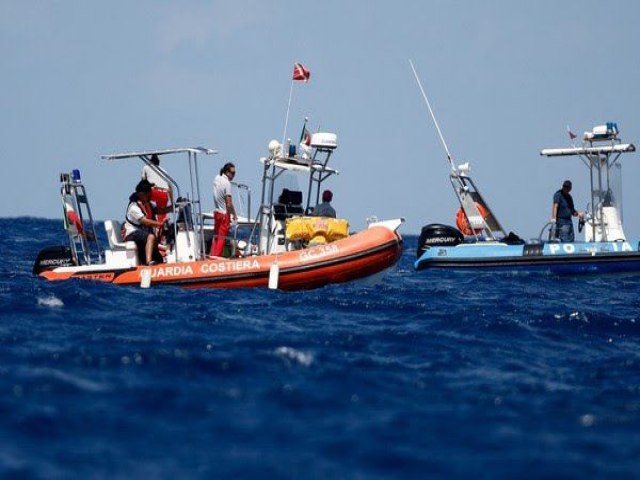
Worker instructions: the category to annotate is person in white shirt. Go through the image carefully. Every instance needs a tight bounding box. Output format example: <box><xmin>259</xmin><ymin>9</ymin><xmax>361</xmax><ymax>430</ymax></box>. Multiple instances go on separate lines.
<box><xmin>209</xmin><ymin>162</ymin><xmax>237</xmax><ymax>257</ymax></box>
<box><xmin>124</xmin><ymin>180</ymin><xmax>172</xmax><ymax>265</ymax></box>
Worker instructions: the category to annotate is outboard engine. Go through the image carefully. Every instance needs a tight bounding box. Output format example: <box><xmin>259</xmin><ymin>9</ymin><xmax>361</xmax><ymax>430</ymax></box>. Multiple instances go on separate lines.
<box><xmin>33</xmin><ymin>245</ymin><xmax>75</xmax><ymax>275</ymax></box>
<box><xmin>417</xmin><ymin>224</ymin><xmax>464</xmax><ymax>258</ymax></box>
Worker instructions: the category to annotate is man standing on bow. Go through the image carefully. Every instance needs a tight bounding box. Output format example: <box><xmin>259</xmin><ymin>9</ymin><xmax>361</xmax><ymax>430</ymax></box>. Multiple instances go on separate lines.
<box><xmin>210</xmin><ymin>162</ymin><xmax>237</xmax><ymax>257</ymax></box>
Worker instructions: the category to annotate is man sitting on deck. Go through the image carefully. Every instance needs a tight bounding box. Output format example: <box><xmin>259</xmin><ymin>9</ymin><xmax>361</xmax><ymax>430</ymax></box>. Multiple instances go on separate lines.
<box><xmin>123</xmin><ymin>180</ymin><xmax>173</xmax><ymax>265</ymax></box>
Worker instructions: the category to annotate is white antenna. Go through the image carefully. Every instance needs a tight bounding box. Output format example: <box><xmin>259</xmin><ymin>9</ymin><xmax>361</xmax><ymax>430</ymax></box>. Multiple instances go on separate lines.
<box><xmin>282</xmin><ymin>80</ymin><xmax>294</xmax><ymax>151</ymax></box>
<box><xmin>409</xmin><ymin>59</ymin><xmax>456</xmax><ymax>171</ymax></box>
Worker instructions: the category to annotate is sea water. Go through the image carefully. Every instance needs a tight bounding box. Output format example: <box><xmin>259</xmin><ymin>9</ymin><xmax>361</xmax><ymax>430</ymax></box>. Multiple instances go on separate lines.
<box><xmin>2</xmin><ymin>218</ymin><xmax>640</xmax><ymax>478</ymax></box>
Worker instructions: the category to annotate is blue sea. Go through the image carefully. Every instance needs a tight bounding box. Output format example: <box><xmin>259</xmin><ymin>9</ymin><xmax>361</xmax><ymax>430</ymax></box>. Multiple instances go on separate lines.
<box><xmin>3</xmin><ymin>217</ymin><xmax>640</xmax><ymax>479</ymax></box>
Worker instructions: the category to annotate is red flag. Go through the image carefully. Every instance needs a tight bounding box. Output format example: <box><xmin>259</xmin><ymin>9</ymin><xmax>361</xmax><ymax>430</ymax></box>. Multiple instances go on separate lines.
<box><xmin>567</xmin><ymin>126</ymin><xmax>577</xmax><ymax>140</ymax></box>
<box><xmin>292</xmin><ymin>63</ymin><xmax>310</xmax><ymax>82</ymax></box>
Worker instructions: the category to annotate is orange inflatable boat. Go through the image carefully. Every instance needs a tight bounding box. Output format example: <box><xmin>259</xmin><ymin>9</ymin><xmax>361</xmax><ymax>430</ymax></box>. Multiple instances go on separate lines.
<box><xmin>34</xmin><ymin>144</ymin><xmax>403</xmax><ymax>290</ymax></box>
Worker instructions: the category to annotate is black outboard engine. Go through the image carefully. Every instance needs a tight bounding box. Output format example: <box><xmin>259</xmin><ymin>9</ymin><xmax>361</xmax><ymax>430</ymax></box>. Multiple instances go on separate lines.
<box><xmin>417</xmin><ymin>224</ymin><xmax>464</xmax><ymax>258</ymax></box>
<box><xmin>33</xmin><ymin>245</ymin><xmax>75</xmax><ymax>275</ymax></box>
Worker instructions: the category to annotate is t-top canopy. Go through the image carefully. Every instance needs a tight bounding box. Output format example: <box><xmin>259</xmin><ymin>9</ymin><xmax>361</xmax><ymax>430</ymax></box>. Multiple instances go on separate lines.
<box><xmin>540</xmin><ymin>143</ymin><xmax>635</xmax><ymax>157</ymax></box>
<box><xmin>260</xmin><ymin>156</ymin><xmax>339</xmax><ymax>175</ymax></box>
<box><xmin>101</xmin><ymin>147</ymin><xmax>217</xmax><ymax>161</ymax></box>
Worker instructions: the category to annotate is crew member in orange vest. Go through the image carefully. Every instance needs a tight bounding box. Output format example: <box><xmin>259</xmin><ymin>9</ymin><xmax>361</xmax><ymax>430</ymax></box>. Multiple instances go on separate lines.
<box><xmin>123</xmin><ymin>180</ymin><xmax>173</xmax><ymax>265</ymax></box>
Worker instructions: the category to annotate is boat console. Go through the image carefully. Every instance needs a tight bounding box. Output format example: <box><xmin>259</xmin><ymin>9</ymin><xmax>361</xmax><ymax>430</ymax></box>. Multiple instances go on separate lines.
<box><xmin>541</xmin><ymin>123</ymin><xmax>636</xmax><ymax>243</ymax></box>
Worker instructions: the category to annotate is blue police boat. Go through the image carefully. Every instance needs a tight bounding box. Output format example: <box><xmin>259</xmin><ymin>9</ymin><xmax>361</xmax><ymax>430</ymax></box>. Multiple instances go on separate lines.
<box><xmin>415</xmin><ymin>123</ymin><xmax>640</xmax><ymax>274</ymax></box>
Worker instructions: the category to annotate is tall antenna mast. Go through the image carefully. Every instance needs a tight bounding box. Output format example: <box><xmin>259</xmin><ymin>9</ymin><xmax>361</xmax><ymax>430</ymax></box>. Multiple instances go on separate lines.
<box><xmin>409</xmin><ymin>59</ymin><xmax>456</xmax><ymax>171</ymax></box>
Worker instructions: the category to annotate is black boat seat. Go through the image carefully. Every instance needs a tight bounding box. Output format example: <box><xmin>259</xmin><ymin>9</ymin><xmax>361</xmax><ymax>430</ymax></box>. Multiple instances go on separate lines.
<box><xmin>274</xmin><ymin>189</ymin><xmax>304</xmax><ymax>220</ymax></box>
<box><xmin>273</xmin><ymin>204</ymin><xmax>305</xmax><ymax>220</ymax></box>
<box><xmin>278</xmin><ymin>189</ymin><xmax>303</xmax><ymax>205</ymax></box>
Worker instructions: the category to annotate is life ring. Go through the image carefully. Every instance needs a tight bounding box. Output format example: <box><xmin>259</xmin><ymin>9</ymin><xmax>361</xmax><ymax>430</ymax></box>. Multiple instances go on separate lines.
<box><xmin>456</xmin><ymin>203</ymin><xmax>487</xmax><ymax>236</ymax></box>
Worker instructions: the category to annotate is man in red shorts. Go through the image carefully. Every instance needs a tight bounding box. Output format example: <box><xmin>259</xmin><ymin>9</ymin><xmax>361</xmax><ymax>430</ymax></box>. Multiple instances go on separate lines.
<box><xmin>210</xmin><ymin>162</ymin><xmax>237</xmax><ymax>257</ymax></box>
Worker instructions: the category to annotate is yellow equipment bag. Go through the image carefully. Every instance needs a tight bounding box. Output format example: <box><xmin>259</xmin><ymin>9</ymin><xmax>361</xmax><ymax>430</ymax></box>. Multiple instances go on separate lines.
<box><xmin>286</xmin><ymin>217</ymin><xmax>349</xmax><ymax>243</ymax></box>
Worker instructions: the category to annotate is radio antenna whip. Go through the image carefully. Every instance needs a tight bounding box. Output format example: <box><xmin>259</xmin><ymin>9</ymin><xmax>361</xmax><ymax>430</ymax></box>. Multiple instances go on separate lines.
<box><xmin>409</xmin><ymin>59</ymin><xmax>456</xmax><ymax>171</ymax></box>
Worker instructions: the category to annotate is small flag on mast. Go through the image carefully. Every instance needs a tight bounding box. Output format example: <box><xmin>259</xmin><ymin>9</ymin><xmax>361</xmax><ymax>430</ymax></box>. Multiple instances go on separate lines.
<box><xmin>292</xmin><ymin>63</ymin><xmax>311</xmax><ymax>82</ymax></box>
<box><xmin>567</xmin><ymin>126</ymin><xmax>577</xmax><ymax>140</ymax></box>
<box><xmin>299</xmin><ymin>122</ymin><xmax>312</xmax><ymax>146</ymax></box>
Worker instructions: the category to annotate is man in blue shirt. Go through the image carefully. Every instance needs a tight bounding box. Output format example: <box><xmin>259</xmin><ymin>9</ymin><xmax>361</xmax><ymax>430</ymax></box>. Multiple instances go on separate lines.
<box><xmin>551</xmin><ymin>180</ymin><xmax>583</xmax><ymax>242</ymax></box>
<box><xmin>313</xmin><ymin>190</ymin><xmax>337</xmax><ymax>218</ymax></box>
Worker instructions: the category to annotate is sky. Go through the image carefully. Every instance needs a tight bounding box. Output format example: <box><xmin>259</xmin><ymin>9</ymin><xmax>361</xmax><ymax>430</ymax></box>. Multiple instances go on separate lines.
<box><xmin>2</xmin><ymin>1</ymin><xmax>640</xmax><ymax>237</ymax></box>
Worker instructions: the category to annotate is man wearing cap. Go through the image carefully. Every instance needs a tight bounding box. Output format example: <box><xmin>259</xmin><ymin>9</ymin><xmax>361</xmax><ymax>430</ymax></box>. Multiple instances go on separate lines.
<box><xmin>551</xmin><ymin>180</ymin><xmax>583</xmax><ymax>242</ymax></box>
<box><xmin>123</xmin><ymin>179</ymin><xmax>173</xmax><ymax>265</ymax></box>
<box><xmin>313</xmin><ymin>190</ymin><xmax>337</xmax><ymax>218</ymax></box>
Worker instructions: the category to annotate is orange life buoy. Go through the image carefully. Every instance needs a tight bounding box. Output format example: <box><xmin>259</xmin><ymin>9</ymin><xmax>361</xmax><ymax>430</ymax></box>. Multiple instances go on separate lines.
<box><xmin>456</xmin><ymin>203</ymin><xmax>488</xmax><ymax>236</ymax></box>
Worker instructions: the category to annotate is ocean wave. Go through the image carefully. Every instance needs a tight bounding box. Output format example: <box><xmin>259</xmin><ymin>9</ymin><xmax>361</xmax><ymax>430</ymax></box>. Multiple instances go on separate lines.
<box><xmin>19</xmin><ymin>367</ymin><xmax>110</xmax><ymax>393</ymax></box>
<box><xmin>4</xmin><ymin>219</ymin><xmax>640</xmax><ymax>478</ymax></box>
<box><xmin>36</xmin><ymin>295</ymin><xmax>64</xmax><ymax>308</ymax></box>
<box><xmin>274</xmin><ymin>346</ymin><xmax>314</xmax><ymax>367</ymax></box>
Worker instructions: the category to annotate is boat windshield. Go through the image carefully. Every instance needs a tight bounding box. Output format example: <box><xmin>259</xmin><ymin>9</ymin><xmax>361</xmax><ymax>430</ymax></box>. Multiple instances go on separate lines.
<box><xmin>273</xmin><ymin>172</ymin><xmax>302</xmax><ymax>201</ymax></box>
<box><xmin>602</xmin><ymin>162</ymin><xmax>623</xmax><ymax>218</ymax></box>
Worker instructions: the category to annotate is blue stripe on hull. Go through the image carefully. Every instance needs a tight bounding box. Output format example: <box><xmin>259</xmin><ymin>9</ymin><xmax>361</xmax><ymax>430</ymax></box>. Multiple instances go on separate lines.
<box><xmin>415</xmin><ymin>241</ymin><xmax>640</xmax><ymax>274</ymax></box>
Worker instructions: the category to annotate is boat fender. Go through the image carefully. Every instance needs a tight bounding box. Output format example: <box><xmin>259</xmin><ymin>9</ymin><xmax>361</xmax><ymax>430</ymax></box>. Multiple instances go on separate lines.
<box><xmin>140</xmin><ymin>269</ymin><xmax>152</xmax><ymax>288</ymax></box>
<box><xmin>268</xmin><ymin>260</ymin><xmax>280</xmax><ymax>290</ymax></box>
<box><xmin>456</xmin><ymin>203</ymin><xmax>487</xmax><ymax>236</ymax></box>
<box><xmin>417</xmin><ymin>224</ymin><xmax>464</xmax><ymax>258</ymax></box>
